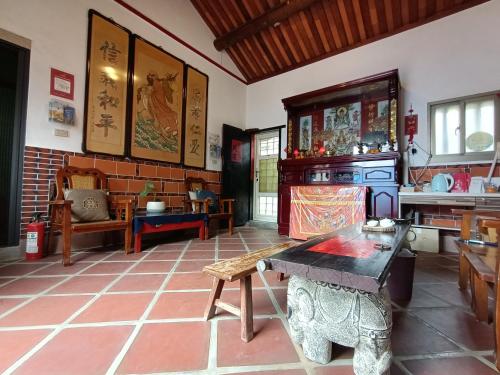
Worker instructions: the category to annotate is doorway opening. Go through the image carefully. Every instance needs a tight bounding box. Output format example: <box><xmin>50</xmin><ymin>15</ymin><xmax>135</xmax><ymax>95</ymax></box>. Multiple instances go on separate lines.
<box><xmin>253</xmin><ymin>130</ymin><xmax>279</xmax><ymax>222</ymax></box>
<box><xmin>0</xmin><ymin>38</ymin><xmax>30</xmax><ymax>247</ymax></box>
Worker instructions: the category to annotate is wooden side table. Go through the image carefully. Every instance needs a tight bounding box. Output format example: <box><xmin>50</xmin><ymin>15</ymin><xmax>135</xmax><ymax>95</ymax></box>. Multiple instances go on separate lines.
<box><xmin>133</xmin><ymin>211</ymin><xmax>207</xmax><ymax>252</ymax></box>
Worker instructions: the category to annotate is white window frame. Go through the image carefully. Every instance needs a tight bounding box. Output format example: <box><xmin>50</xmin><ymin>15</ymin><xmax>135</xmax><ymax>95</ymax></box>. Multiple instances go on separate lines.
<box><xmin>429</xmin><ymin>91</ymin><xmax>500</xmax><ymax>164</ymax></box>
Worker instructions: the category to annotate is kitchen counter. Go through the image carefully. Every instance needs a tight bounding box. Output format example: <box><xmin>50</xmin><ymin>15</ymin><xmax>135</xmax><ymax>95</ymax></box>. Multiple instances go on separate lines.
<box><xmin>398</xmin><ymin>191</ymin><xmax>500</xmax><ymax>221</ymax></box>
<box><xmin>399</xmin><ymin>192</ymin><xmax>500</xmax><ymax>197</ymax></box>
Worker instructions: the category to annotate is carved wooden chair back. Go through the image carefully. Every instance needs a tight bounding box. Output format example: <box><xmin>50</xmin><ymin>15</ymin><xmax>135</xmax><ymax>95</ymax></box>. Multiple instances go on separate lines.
<box><xmin>55</xmin><ymin>166</ymin><xmax>107</xmax><ymax>200</ymax></box>
<box><xmin>185</xmin><ymin>177</ymin><xmax>209</xmax><ymax>193</ymax></box>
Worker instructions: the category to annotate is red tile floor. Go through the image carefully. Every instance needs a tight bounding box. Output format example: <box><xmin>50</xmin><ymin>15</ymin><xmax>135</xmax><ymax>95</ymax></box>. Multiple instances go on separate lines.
<box><xmin>0</xmin><ymin>226</ymin><xmax>497</xmax><ymax>374</ymax></box>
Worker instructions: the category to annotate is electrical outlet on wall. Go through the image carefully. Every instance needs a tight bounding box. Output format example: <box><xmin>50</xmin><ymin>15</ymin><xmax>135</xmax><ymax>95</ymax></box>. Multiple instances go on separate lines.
<box><xmin>53</xmin><ymin>128</ymin><xmax>69</xmax><ymax>137</ymax></box>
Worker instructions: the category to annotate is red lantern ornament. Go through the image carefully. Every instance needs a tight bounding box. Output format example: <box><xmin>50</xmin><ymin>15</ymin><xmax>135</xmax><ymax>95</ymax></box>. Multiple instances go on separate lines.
<box><xmin>293</xmin><ymin>149</ymin><xmax>299</xmax><ymax>158</ymax></box>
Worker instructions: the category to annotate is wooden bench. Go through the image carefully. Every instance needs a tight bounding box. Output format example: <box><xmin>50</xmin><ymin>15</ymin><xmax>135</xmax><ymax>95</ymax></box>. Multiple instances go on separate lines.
<box><xmin>464</xmin><ymin>251</ymin><xmax>496</xmax><ymax>322</ymax></box>
<box><xmin>451</xmin><ymin>209</ymin><xmax>500</xmax><ymax>290</ymax></box>
<box><xmin>203</xmin><ymin>242</ymin><xmax>295</xmax><ymax>342</ymax></box>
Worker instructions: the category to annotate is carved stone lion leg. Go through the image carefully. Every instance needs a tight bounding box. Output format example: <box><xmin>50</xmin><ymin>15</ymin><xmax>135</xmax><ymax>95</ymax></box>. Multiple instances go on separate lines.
<box><xmin>353</xmin><ymin>336</ymin><xmax>391</xmax><ymax>375</ymax></box>
<box><xmin>303</xmin><ymin>330</ymin><xmax>332</xmax><ymax>364</ymax></box>
<box><xmin>354</xmin><ymin>287</ymin><xmax>393</xmax><ymax>375</ymax></box>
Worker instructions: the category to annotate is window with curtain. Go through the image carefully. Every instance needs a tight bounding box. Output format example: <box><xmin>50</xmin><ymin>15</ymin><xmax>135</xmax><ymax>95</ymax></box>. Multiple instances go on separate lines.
<box><xmin>430</xmin><ymin>93</ymin><xmax>498</xmax><ymax>162</ymax></box>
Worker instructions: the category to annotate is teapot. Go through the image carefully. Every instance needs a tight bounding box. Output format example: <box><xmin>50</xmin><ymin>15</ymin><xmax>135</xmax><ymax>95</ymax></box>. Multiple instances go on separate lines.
<box><xmin>431</xmin><ymin>173</ymin><xmax>454</xmax><ymax>192</ymax></box>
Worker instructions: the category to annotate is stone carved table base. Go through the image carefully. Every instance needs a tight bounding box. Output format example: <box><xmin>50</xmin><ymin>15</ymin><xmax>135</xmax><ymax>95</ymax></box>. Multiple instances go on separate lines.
<box><xmin>287</xmin><ymin>275</ymin><xmax>392</xmax><ymax>375</ymax></box>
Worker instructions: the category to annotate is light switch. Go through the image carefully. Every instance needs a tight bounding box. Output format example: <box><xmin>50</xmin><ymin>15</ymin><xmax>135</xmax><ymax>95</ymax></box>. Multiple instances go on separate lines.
<box><xmin>54</xmin><ymin>128</ymin><xmax>69</xmax><ymax>137</ymax></box>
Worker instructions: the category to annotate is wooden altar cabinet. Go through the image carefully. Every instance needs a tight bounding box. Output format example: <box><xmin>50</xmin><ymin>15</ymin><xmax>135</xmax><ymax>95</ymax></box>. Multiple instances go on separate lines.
<box><xmin>278</xmin><ymin>70</ymin><xmax>402</xmax><ymax>236</ymax></box>
<box><xmin>278</xmin><ymin>153</ymin><xmax>400</xmax><ymax>235</ymax></box>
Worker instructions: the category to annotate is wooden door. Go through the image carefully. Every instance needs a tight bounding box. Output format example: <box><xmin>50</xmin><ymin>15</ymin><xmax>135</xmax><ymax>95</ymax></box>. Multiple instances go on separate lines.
<box><xmin>222</xmin><ymin>124</ymin><xmax>251</xmax><ymax>226</ymax></box>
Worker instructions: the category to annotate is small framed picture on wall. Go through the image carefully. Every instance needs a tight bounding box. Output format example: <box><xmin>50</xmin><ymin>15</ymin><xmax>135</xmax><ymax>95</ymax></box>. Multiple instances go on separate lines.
<box><xmin>50</xmin><ymin>68</ymin><xmax>74</xmax><ymax>101</ymax></box>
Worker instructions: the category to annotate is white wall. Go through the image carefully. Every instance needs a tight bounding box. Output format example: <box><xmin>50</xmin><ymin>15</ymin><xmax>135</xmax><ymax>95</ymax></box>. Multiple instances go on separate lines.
<box><xmin>0</xmin><ymin>0</ymin><xmax>247</xmax><ymax>167</ymax></box>
<box><xmin>2</xmin><ymin>0</ymin><xmax>499</xmax><ymax>170</ymax></box>
<box><xmin>245</xmin><ymin>1</ymin><xmax>500</xmax><ymax>166</ymax></box>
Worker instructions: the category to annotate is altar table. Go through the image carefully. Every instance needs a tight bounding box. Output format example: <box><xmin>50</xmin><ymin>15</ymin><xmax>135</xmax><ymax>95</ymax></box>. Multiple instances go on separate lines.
<box><xmin>259</xmin><ymin>222</ymin><xmax>410</xmax><ymax>375</ymax></box>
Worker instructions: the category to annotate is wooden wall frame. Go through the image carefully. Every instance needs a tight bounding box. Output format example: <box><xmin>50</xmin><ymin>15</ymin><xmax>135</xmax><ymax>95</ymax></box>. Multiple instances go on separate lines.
<box><xmin>129</xmin><ymin>35</ymin><xmax>185</xmax><ymax>163</ymax></box>
<box><xmin>183</xmin><ymin>65</ymin><xmax>208</xmax><ymax>169</ymax></box>
<box><xmin>83</xmin><ymin>10</ymin><xmax>131</xmax><ymax>156</ymax></box>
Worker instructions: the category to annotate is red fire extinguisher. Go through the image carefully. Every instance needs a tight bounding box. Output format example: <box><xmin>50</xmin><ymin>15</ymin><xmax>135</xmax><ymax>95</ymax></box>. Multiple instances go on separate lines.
<box><xmin>26</xmin><ymin>213</ymin><xmax>45</xmax><ymax>261</ymax></box>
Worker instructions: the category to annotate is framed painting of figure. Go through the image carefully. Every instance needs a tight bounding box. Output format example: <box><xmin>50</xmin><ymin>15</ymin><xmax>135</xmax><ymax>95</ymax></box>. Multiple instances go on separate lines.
<box><xmin>183</xmin><ymin>66</ymin><xmax>208</xmax><ymax>168</ymax></box>
<box><xmin>130</xmin><ymin>36</ymin><xmax>185</xmax><ymax>163</ymax></box>
<box><xmin>83</xmin><ymin>10</ymin><xmax>131</xmax><ymax>156</ymax></box>
<box><xmin>299</xmin><ymin>115</ymin><xmax>312</xmax><ymax>151</ymax></box>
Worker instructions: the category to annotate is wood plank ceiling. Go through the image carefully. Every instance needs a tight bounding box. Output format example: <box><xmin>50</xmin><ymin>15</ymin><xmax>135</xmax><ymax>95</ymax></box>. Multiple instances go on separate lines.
<box><xmin>191</xmin><ymin>0</ymin><xmax>489</xmax><ymax>84</ymax></box>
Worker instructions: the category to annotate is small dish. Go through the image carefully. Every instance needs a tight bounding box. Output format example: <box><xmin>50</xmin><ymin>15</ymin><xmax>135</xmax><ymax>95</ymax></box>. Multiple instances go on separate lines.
<box><xmin>379</xmin><ymin>218</ymin><xmax>395</xmax><ymax>228</ymax></box>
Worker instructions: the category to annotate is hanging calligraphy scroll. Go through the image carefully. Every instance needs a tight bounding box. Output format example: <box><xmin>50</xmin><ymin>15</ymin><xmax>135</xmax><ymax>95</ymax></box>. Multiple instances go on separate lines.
<box><xmin>83</xmin><ymin>10</ymin><xmax>131</xmax><ymax>156</ymax></box>
<box><xmin>183</xmin><ymin>66</ymin><xmax>208</xmax><ymax>168</ymax></box>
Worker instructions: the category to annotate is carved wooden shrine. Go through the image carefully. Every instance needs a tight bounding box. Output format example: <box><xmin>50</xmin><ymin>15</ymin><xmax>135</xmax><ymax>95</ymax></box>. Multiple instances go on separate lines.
<box><xmin>278</xmin><ymin>70</ymin><xmax>402</xmax><ymax>235</ymax></box>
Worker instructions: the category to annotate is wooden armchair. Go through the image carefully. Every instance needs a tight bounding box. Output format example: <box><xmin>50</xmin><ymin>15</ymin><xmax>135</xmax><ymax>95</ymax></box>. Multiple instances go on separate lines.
<box><xmin>184</xmin><ymin>177</ymin><xmax>234</xmax><ymax>239</ymax></box>
<box><xmin>48</xmin><ymin>166</ymin><xmax>133</xmax><ymax>266</ymax></box>
<box><xmin>452</xmin><ymin>209</ymin><xmax>500</xmax><ymax>290</ymax></box>
<box><xmin>460</xmin><ymin>218</ymin><xmax>500</xmax><ymax>371</ymax></box>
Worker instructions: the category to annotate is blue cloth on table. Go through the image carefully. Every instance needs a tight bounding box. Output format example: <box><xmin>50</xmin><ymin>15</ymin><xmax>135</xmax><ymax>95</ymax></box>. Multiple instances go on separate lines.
<box><xmin>133</xmin><ymin>212</ymin><xmax>207</xmax><ymax>235</ymax></box>
<box><xmin>196</xmin><ymin>190</ymin><xmax>218</xmax><ymax>214</ymax></box>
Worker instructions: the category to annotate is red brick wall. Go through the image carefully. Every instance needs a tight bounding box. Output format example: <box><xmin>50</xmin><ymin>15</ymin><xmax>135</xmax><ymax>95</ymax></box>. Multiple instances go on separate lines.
<box><xmin>21</xmin><ymin>146</ymin><xmax>221</xmax><ymax>237</ymax></box>
<box><xmin>408</xmin><ymin>163</ymin><xmax>500</xmax><ymax>228</ymax></box>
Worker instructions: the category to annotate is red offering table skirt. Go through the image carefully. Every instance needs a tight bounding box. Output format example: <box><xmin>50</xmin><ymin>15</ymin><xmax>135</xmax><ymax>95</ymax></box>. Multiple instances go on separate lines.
<box><xmin>289</xmin><ymin>185</ymin><xmax>366</xmax><ymax>240</ymax></box>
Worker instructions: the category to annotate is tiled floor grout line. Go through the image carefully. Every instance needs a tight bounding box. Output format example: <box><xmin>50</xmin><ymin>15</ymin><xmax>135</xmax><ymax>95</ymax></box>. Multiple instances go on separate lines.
<box><xmin>393</xmin><ymin>255</ymin><xmax>497</xmax><ymax>371</ymax></box>
<box><xmin>105</xmin><ymin>240</ymin><xmax>193</xmax><ymax>375</ymax></box>
<box><xmin>0</xmin><ymin>252</ymin><xmax>119</xmax><ymax>321</ymax></box>
<box><xmin>394</xmin><ymin>299</ymin><xmax>498</xmax><ymax>372</ymax></box>
<box><xmin>207</xmin><ymin>310</ymin><xmax>219</xmax><ymax>372</ymax></box>
<box><xmin>1</xmin><ymin>231</ymin><xmax>495</xmax><ymax>374</ymax></box>
<box><xmin>392</xmin><ymin>358</ymin><xmax>413</xmax><ymax>375</ymax></box>
<box><xmin>2</xmin><ymin>247</ymin><xmax>156</xmax><ymax>375</ymax></box>
<box><xmin>0</xmin><ymin>312</ymin><xmax>280</xmax><ymax>332</ymax></box>
<box><xmin>395</xmin><ymin>349</ymin><xmax>495</xmax><ymax>361</ymax></box>
<box><xmin>0</xmin><ymin>284</ymin><xmax>287</xmax><ymax>301</ymax></box>
<box><xmin>0</xmin><ymin>261</ymin><xmax>59</xmax><ymax>289</ymax></box>
<box><xmin>207</xmin><ymin>233</ymin><xmax>220</xmax><ymax>371</ymax></box>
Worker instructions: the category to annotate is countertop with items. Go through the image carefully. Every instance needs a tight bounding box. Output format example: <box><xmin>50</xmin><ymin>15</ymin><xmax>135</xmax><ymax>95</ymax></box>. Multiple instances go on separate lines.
<box><xmin>399</xmin><ymin>192</ymin><xmax>500</xmax><ymax>197</ymax></box>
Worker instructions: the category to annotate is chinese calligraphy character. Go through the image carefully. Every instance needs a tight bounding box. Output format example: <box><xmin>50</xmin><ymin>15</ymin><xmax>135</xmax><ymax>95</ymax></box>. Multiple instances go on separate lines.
<box><xmin>99</xmin><ymin>41</ymin><xmax>121</xmax><ymax>64</ymax></box>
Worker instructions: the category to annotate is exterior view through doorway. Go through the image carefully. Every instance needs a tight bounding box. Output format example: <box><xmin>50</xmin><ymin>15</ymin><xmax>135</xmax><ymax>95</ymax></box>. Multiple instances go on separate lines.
<box><xmin>253</xmin><ymin>130</ymin><xmax>279</xmax><ymax>222</ymax></box>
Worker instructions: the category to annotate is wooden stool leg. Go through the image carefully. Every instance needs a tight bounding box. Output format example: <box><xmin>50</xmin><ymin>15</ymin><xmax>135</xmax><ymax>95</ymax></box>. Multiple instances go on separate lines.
<box><xmin>240</xmin><ymin>274</ymin><xmax>254</xmax><ymax>342</ymax></box>
<box><xmin>204</xmin><ymin>278</ymin><xmax>225</xmax><ymax>320</ymax></box>
<box><xmin>62</xmin><ymin>229</ymin><xmax>71</xmax><ymax>266</ymax></box>
<box><xmin>62</xmin><ymin>212</ymin><xmax>72</xmax><ymax>267</ymax></box>
<box><xmin>459</xmin><ymin>252</ymin><xmax>470</xmax><ymax>290</ymax></box>
<box><xmin>134</xmin><ymin>233</ymin><xmax>142</xmax><ymax>253</ymax></box>
<box><xmin>473</xmin><ymin>273</ymin><xmax>489</xmax><ymax>322</ymax></box>
<box><xmin>199</xmin><ymin>222</ymin><xmax>205</xmax><ymax>240</ymax></box>
<box><xmin>124</xmin><ymin>225</ymin><xmax>132</xmax><ymax>255</ymax></box>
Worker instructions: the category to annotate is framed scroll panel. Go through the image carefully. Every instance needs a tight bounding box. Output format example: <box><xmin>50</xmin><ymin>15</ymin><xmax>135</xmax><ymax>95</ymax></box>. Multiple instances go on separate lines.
<box><xmin>130</xmin><ymin>36</ymin><xmax>185</xmax><ymax>163</ymax></box>
<box><xmin>83</xmin><ymin>10</ymin><xmax>131</xmax><ymax>156</ymax></box>
<box><xmin>183</xmin><ymin>66</ymin><xmax>208</xmax><ymax>168</ymax></box>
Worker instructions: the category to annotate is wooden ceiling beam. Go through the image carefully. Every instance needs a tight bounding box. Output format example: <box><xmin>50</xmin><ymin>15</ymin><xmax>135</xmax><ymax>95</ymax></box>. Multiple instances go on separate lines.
<box><xmin>336</xmin><ymin>0</ymin><xmax>355</xmax><ymax>45</ymax></box>
<box><xmin>368</xmin><ymin>0</ymin><xmax>381</xmax><ymax>35</ymax></box>
<box><xmin>213</xmin><ymin>0</ymin><xmax>321</xmax><ymax>51</ymax></box>
<box><xmin>321</xmin><ymin>0</ymin><xmax>342</xmax><ymax>49</ymax></box>
<box><xmin>352</xmin><ymin>0</ymin><xmax>367</xmax><ymax>41</ymax></box>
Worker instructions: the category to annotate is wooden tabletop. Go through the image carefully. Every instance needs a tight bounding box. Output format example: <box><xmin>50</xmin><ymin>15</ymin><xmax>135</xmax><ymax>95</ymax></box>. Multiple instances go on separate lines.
<box><xmin>264</xmin><ymin>222</ymin><xmax>411</xmax><ymax>293</ymax></box>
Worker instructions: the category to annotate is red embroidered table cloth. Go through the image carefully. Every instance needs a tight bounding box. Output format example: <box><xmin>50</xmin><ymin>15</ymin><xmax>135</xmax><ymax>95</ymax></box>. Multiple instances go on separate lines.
<box><xmin>289</xmin><ymin>185</ymin><xmax>367</xmax><ymax>240</ymax></box>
